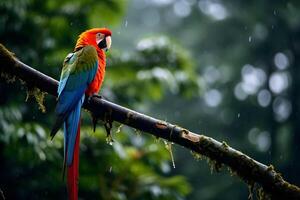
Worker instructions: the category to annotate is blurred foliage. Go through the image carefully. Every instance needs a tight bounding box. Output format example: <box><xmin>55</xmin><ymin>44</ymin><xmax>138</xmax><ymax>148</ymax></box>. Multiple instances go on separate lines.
<box><xmin>1</xmin><ymin>0</ymin><xmax>300</xmax><ymax>199</ymax></box>
<box><xmin>118</xmin><ymin>0</ymin><xmax>300</xmax><ymax>199</ymax></box>
<box><xmin>107</xmin><ymin>36</ymin><xmax>199</xmax><ymax>104</ymax></box>
<box><xmin>0</xmin><ymin>109</ymin><xmax>191</xmax><ymax>199</ymax></box>
<box><xmin>0</xmin><ymin>0</ymin><xmax>195</xmax><ymax>199</ymax></box>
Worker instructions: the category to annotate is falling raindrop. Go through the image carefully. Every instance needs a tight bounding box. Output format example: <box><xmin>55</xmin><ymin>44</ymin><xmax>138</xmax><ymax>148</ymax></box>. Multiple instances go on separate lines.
<box><xmin>237</xmin><ymin>113</ymin><xmax>240</xmax><ymax>118</ymax></box>
<box><xmin>109</xmin><ymin>166</ymin><xmax>112</xmax><ymax>173</ymax></box>
<box><xmin>125</xmin><ymin>20</ymin><xmax>128</xmax><ymax>27</ymax></box>
<box><xmin>248</xmin><ymin>36</ymin><xmax>252</xmax><ymax>42</ymax></box>
<box><xmin>164</xmin><ymin>140</ymin><xmax>175</xmax><ymax>169</ymax></box>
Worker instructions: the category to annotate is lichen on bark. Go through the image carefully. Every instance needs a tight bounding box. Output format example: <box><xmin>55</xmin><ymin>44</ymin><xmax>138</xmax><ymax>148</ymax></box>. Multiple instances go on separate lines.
<box><xmin>26</xmin><ymin>87</ymin><xmax>47</xmax><ymax>113</ymax></box>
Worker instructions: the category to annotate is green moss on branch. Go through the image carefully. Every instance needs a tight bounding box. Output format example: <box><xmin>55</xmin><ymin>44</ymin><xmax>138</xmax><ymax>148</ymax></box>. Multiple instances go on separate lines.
<box><xmin>26</xmin><ymin>87</ymin><xmax>47</xmax><ymax>113</ymax></box>
<box><xmin>1</xmin><ymin>43</ymin><xmax>300</xmax><ymax>199</ymax></box>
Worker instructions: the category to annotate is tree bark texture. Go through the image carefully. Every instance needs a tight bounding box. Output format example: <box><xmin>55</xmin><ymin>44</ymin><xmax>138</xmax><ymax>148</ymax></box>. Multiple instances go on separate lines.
<box><xmin>0</xmin><ymin>43</ymin><xmax>299</xmax><ymax>199</ymax></box>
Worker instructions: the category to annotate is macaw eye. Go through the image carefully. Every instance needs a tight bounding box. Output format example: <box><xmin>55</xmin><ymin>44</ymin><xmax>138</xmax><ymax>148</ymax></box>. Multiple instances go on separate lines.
<box><xmin>96</xmin><ymin>33</ymin><xmax>104</xmax><ymax>40</ymax></box>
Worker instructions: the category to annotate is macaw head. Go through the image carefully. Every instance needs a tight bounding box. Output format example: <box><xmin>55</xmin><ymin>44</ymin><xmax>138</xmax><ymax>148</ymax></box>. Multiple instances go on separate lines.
<box><xmin>75</xmin><ymin>28</ymin><xmax>112</xmax><ymax>52</ymax></box>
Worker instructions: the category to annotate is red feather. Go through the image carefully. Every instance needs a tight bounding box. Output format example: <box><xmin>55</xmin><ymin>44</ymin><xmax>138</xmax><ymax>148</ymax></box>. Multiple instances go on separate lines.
<box><xmin>85</xmin><ymin>48</ymin><xmax>106</xmax><ymax>96</ymax></box>
<box><xmin>64</xmin><ymin>28</ymin><xmax>111</xmax><ymax>199</ymax></box>
<box><xmin>67</xmin><ymin>122</ymin><xmax>80</xmax><ymax>200</ymax></box>
<box><xmin>74</xmin><ymin>28</ymin><xmax>110</xmax><ymax>96</ymax></box>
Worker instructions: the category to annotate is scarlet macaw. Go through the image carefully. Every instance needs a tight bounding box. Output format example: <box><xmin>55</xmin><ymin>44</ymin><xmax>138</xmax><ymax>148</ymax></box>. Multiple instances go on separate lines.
<box><xmin>50</xmin><ymin>28</ymin><xmax>112</xmax><ymax>200</ymax></box>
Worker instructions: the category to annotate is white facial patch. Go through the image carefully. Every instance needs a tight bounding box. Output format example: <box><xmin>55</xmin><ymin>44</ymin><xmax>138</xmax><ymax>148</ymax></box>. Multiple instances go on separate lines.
<box><xmin>96</xmin><ymin>33</ymin><xmax>105</xmax><ymax>44</ymax></box>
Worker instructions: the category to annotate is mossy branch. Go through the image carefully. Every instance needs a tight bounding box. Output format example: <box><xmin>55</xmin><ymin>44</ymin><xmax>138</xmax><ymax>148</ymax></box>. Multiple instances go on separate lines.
<box><xmin>0</xmin><ymin>43</ymin><xmax>299</xmax><ymax>199</ymax></box>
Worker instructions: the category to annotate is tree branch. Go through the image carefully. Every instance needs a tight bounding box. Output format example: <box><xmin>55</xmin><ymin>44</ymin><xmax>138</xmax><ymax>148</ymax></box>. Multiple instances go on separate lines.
<box><xmin>1</xmin><ymin>43</ymin><xmax>299</xmax><ymax>199</ymax></box>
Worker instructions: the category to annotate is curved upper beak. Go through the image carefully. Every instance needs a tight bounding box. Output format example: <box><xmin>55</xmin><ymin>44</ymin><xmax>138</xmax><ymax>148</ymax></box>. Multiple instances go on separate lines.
<box><xmin>105</xmin><ymin>36</ymin><xmax>112</xmax><ymax>52</ymax></box>
<box><xmin>96</xmin><ymin>34</ymin><xmax>112</xmax><ymax>52</ymax></box>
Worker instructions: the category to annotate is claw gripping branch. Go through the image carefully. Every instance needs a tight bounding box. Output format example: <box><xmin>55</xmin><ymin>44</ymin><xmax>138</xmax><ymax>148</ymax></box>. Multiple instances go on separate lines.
<box><xmin>1</xmin><ymin>43</ymin><xmax>300</xmax><ymax>199</ymax></box>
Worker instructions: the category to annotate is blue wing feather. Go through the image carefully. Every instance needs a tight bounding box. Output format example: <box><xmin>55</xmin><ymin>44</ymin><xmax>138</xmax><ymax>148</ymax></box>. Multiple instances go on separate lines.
<box><xmin>58</xmin><ymin>52</ymin><xmax>75</xmax><ymax>96</ymax></box>
<box><xmin>64</xmin><ymin>95</ymin><xmax>85</xmax><ymax>166</ymax></box>
<box><xmin>55</xmin><ymin>85</ymin><xmax>86</xmax><ymax>115</ymax></box>
<box><xmin>53</xmin><ymin>46</ymin><xmax>98</xmax><ymax>166</ymax></box>
<box><xmin>56</xmin><ymin>61</ymin><xmax>98</xmax><ymax>115</ymax></box>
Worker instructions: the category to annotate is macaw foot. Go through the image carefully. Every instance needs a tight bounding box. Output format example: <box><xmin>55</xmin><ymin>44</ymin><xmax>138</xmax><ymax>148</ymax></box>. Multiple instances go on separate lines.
<box><xmin>86</xmin><ymin>94</ymin><xmax>103</xmax><ymax>132</ymax></box>
<box><xmin>87</xmin><ymin>93</ymin><xmax>104</xmax><ymax>103</ymax></box>
<box><xmin>104</xmin><ymin>111</ymin><xmax>114</xmax><ymax>144</ymax></box>
<box><xmin>92</xmin><ymin>93</ymin><xmax>104</xmax><ymax>100</ymax></box>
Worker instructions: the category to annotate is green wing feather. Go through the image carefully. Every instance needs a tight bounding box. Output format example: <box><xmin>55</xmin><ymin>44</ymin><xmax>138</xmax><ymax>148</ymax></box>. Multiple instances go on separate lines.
<box><xmin>59</xmin><ymin>45</ymin><xmax>98</xmax><ymax>93</ymax></box>
<box><xmin>51</xmin><ymin>45</ymin><xmax>98</xmax><ymax>139</ymax></box>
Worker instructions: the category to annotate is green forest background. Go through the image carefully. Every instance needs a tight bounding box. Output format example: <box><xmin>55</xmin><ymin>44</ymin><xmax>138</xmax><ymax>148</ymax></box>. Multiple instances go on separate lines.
<box><xmin>1</xmin><ymin>0</ymin><xmax>300</xmax><ymax>199</ymax></box>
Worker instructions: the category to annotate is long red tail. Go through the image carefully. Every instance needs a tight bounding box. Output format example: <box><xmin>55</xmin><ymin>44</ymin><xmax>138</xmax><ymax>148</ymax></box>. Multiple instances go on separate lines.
<box><xmin>67</xmin><ymin>124</ymin><xmax>80</xmax><ymax>200</ymax></box>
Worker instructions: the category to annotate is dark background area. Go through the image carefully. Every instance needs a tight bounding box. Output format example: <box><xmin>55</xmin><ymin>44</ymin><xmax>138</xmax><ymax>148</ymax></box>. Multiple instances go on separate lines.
<box><xmin>1</xmin><ymin>0</ymin><xmax>300</xmax><ymax>199</ymax></box>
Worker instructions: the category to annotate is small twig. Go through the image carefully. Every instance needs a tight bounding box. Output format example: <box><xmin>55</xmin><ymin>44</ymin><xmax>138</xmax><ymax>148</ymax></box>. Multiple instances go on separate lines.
<box><xmin>1</xmin><ymin>43</ymin><xmax>300</xmax><ymax>199</ymax></box>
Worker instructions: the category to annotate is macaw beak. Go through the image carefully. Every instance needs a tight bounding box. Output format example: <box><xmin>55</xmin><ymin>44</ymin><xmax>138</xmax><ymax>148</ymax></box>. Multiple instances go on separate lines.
<box><xmin>105</xmin><ymin>36</ymin><xmax>112</xmax><ymax>52</ymax></box>
<box><xmin>97</xmin><ymin>36</ymin><xmax>112</xmax><ymax>52</ymax></box>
